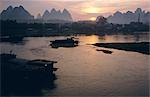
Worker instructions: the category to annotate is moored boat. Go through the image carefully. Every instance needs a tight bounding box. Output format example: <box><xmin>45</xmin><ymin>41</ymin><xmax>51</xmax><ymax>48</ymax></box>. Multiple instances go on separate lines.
<box><xmin>1</xmin><ymin>53</ymin><xmax>58</xmax><ymax>96</ymax></box>
<box><xmin>50</xmin><ymin>37</ymin><xmax>79</xmax><ymax>48</ymax></box>
<box><xmin>1</xmin><ymin>53</ymin><xmax>58</xmax><ymax>78</ymax></box>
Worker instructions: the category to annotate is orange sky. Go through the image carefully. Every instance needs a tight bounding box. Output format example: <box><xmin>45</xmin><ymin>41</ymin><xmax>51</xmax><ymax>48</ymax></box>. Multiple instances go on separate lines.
<box><xmin>0</xmin><ymin>0</ymin><xmax>150</xmax><ymax>21</ymax></box>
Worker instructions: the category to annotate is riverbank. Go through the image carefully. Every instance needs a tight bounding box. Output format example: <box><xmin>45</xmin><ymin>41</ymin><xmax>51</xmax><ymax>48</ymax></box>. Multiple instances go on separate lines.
<box><xmin>93</xmin><ymin>42</ymin><xmax>149</xmax><ymax>55</ymax></box>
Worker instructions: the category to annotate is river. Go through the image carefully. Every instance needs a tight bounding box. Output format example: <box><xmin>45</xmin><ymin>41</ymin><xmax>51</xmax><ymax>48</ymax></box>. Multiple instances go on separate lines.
<box><xmin>0</xmin><ymin>34</ymin><xmax>149</xmax><ymax>96</ymax></box>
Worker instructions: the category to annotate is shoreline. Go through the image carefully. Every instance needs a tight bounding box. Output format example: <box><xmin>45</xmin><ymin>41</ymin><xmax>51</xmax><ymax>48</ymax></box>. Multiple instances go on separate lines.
<box><xmin>93</xmin><ymin>42</ymin><xmax>150</xmax><ymax>55</ymax></box>
<box><xmin>1</xmin><ymin>32</ymin><xmax>149</xmax><ymax>37</ymax></box>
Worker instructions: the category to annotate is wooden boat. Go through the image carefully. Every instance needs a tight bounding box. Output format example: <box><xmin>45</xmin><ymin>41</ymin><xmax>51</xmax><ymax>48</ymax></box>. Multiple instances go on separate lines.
<box><xmin>50</xmin><ymin>37</ymin><xmax>79</xmax><ymax>48</ymax></box>
<box><xmin>1</xmin><ymin>53</ymin><xmax>58</xmax><ymax>78</ymax></box>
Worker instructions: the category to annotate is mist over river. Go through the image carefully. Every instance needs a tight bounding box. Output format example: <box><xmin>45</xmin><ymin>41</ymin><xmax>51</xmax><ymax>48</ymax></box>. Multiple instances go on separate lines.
<box><xmin>0</xmin><ymin>34</ymin><xmax>149</xmax><ymax>96</ymax></box>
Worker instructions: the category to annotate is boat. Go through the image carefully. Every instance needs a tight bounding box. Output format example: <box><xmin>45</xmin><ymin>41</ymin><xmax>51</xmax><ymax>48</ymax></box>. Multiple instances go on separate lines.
<box><xmin>1</xmin><ymin>53</ymin><xmax>58</xmax><ymax>96</ymax></box>
<box><xmin>1</xmin><ymin>53</ymin><xmax>58</xmax><ymax>78</ymax></box>
<box><xmin>0</xmin><ymin>36</ymin><xmax>24</xmax><ymax>43</ymax></box>
<box><xmin>50</xmin><ymin>37</ymin><xmax>79</xmax><ymax>48</ymax></box>
<box><xmin>0</xmin><ymin>53</ymin><xmax>16</xmax><ymax>60</ymax></box>
<box><xmin>96</xmin><ymin>49</ymin><xmax>113</xmax><ymax>54</ymax></box>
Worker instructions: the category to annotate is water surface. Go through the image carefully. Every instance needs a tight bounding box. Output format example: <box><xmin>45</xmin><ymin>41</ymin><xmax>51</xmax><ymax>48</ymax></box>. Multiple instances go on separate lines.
<box><xmin>0</xmin><ymin>34</ymin><xmax>149</xmax><ymax>96</ymax></box>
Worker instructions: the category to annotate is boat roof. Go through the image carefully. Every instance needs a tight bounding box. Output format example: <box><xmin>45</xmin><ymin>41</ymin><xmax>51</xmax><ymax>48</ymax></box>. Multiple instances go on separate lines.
<box><xmin>9</xmin><ymin>59</ymin><xmax>57</xmax><ymax>66</ymax></box>
<box><xmin>28</xmin><ymin>59</ymin><xmax>57</xmax><ymax>65</ymax></box>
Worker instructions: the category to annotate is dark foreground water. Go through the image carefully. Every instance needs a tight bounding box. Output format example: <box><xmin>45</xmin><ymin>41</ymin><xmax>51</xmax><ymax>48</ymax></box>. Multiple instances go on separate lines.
<box><xmin>0</xmin><ymin>34</ymin><xmax>149</xmax><ymax>96</ymax></box>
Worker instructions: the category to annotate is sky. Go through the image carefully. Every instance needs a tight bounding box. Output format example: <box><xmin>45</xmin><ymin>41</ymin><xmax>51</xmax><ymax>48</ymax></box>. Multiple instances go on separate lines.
<box><xmin>0</xmin><ymin>0</ymin><xmax>150</xmax><ymax>21</ymax></box>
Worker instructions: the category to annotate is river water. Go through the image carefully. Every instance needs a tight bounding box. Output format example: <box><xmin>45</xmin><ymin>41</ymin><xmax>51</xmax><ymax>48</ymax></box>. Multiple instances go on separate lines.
<box><xmin>0</xmin><ymin>34</ymin><xmax>149</xmax><ymax>96</ymax></box>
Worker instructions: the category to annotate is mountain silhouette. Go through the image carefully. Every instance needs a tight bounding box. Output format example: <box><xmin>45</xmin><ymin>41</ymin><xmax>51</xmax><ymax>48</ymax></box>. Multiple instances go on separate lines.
<box><xmin>62</xmin><ymin>9</ymin><xmax>72</xmax><ymax>21</ymax></box>
<box><xmin>107</xmin><ymin>8</ymin><xmax>150</xmax><ymax>24</ymax></box>
<box><xmin>0</xmin><ymin>6</ymin><xmax>34</xmax><ymax>22</ymax></box>
<box><xmin>0</xmin><ymin>6</ymin><xmax>73</xmax><ymax>23</ymax></box>
<box><xmin>1</xmin><ymin>6</ymin><xmax>148</xmax><ymax>24</ymax></box>
<box><xmin>42</xmin><ymin>8</ymin><xmax>72</xmax><ymax>21</ymax></box>
<box><xmin>37</xmin><ymin>13</ymin><xmax>42</xmax><ymax>19</ymax></box>
<box><xmin>42</xmin><ymin>10</ymin><xmax>51</xmax><ymax>20</ymax></box>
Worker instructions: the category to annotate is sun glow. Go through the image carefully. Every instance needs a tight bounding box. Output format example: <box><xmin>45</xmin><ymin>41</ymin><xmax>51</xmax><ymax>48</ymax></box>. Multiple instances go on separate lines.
<box><xmin>81</xmin><ymin>7</ymin><xmax>101</xmax><ymax>13</ymax></box>
<box><xmin>90</xmin><ymin>17</ymin><xmax>96</xmax><ymax>21</ymax></box>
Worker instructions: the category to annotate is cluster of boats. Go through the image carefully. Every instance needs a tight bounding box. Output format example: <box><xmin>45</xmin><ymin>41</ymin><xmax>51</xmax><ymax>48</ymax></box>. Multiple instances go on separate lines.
<box><xmin>1</xmin><ymin>53</ymin><xmax>58</xmax><ymax>78</ymax></box>
<box><xmin>1</xmin><ymin>53</ymin><xmax>58</xmax><ymax>96</ymax></box>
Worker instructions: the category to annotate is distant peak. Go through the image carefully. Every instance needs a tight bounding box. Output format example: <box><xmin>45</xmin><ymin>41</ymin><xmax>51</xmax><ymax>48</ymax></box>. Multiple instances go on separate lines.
<box><xmin>7</xmin><ymin>6</ymin><xmax>13</xmax><ymax>10</ymax></box>
<box><xmin>57</xmin><ymin>10</ymin><xmax>61</xmax><ymax>13</ymax></box>
<box><xmin>63</xmin><ymin>8</ymin><xmax>69</xmax><ymax>13</ymax></box>
<box><xmin>135</xmin><ymin>8</ymin><xmax>142</xmax><ymax>13</ymax></box>
<box><xmin>136</xmin><ymin>8</ymin><xmax>142</xmax><ymax>11</ymax></box>
<box><xmin>63</xmin><ymin>8</ymin><xmax>67</xmax><ymax>11</ymax></box>
<box><xmin>1</xmin><ymin>5</ymin><xmax>34</xmax><ymax>21</ymax></box>
<box><xmin>19</xmin><ymin>5</ymin><xmax>24</xmax><ymax>9</ymax></box>
<box><xmin>43</xmin><ymin>10</ymin><xmax>50</xmax><ymax>18</ymax></box>
<box><xmin>114</xmin><ymin>11</ymin><xmax>122</xmax><ymax>15</ymax></box>
<box><xmin>127</xmin><ymin>11</ymin><xmax>132</xmax><ymax>13</ymax></box>
<box><xmin>37</xmin><ymin>13</ymin><xmax>42</xmax><ymax>19</ymax></box>
<box><xmin>116</xmin><ymin>11</ymin><xmax>122</xmax><ymax>14</ymax></box>
<box><xmin>44</xmin><ymin>10</ymin><xmax>50</xmax><ymax>14</ymax></box>
<box><xmin>126</xmin><ymin>11</ymin><xmax>133</xmax><ymax>14</ymax></box>
<box><xmin>45</xmin><ymin>10</ymin><xmax>49</xmax><ymax>12</ymax></box>
<box><xmin>51</xmin><ymin>8</ymin><xmax>56</xmax><ymax>12</ymax></box>
<box><xmin>7</xmin><ymin>5</ymin><xmax>13</xmax><ymax>9</ymax></box>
